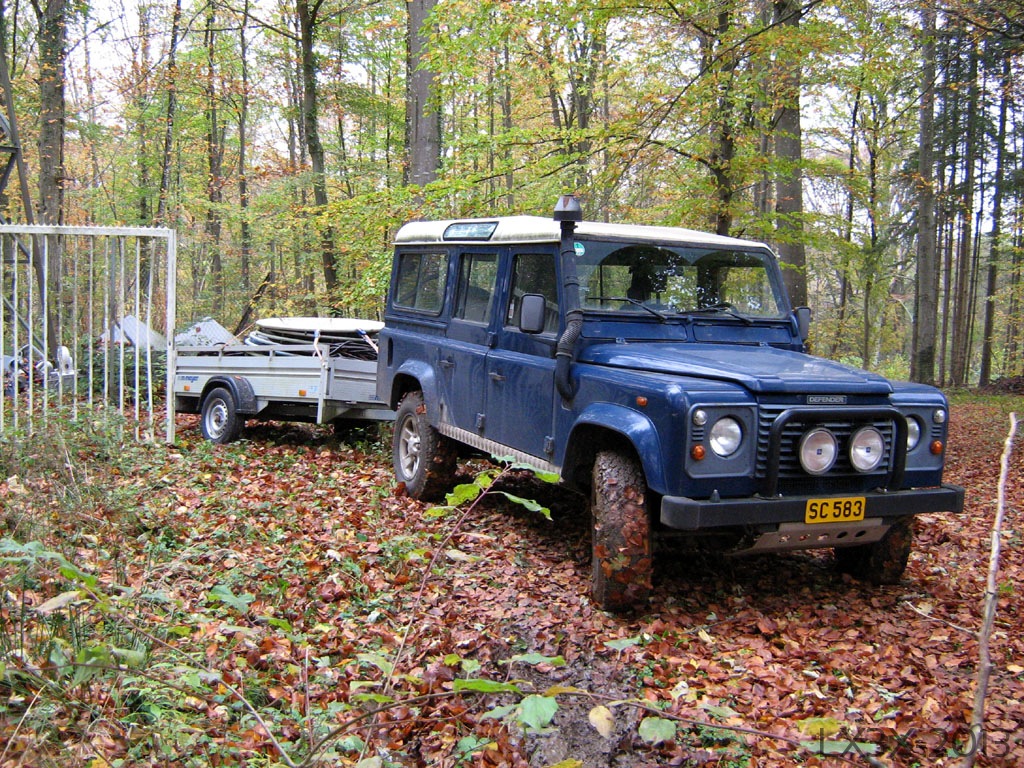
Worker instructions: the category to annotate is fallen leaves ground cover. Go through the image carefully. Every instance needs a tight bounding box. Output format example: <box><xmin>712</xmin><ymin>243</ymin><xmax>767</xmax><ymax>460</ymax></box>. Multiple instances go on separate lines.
<box><xmin>1</xmin><ymin>394</ymin><xmax>1022</xmax><ymax>767</ymax></box>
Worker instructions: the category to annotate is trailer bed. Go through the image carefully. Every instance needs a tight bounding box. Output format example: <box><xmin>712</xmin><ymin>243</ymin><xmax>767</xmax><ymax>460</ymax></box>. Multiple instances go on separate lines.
<box><xmin>173</xmin><ymin>342</ymin><xmax>392</xmax><ymax>440</ymax></box>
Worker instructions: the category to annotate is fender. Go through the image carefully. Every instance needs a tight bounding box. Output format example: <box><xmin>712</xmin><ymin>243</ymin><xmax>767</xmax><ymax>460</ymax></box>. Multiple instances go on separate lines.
<box><xmin>385</xmin><ymin>358</ymin><xmax>443</xmax><ymax>424</ymax></box>
<box><xmin>203</xmin><ymin>375</ymin><xmax>258</xmax><ymax>415</ymax></box>
<box><xmin>568</xmin><ymin>402</ymin><xmax>667</xmax><ymax>492</ymax></box>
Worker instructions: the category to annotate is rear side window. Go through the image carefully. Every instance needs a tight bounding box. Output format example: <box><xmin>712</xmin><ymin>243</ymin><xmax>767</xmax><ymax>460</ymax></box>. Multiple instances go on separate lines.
<box><xmin>394</xmin><ymin>251</ymin><xmax>449</xmax><ymax>313</ymax></box>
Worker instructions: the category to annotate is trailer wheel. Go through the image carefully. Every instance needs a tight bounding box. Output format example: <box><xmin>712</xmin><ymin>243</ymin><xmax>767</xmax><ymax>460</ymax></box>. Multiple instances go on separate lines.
<box><xmin>392</xmin><ymin>391</ymin><xmax>456</xmax><ymax>501</ymax></box>
<box><xmin>835</xmin><ymin>516</ymin><xmax>914</xmax><ymax>585</ymax></box>
<box><xmin>201</xmin><ymin>387</ymin><xmax>243</xmax><ymax>444</ymax></box>
<box><xmin>590</xmin><ymin>449</ymin><xmax>652</xmax><ymax>612</ymax></box>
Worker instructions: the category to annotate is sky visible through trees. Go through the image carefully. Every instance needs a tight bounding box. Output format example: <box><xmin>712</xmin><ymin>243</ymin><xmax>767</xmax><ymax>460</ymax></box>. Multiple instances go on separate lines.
<box><xmin>1</xmin><ymin>0</ymin><xmax>1022</xmax><ymax>386</ymax></box>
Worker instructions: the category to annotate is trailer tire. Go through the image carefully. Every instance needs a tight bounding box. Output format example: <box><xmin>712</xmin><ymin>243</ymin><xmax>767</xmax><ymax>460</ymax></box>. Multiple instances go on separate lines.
<box><xmin>201</xmin><ymin>387</ymin><xmax>244</xmax><ymax>444</ymax></box>
<box><xmin>393</xmin><ymin>391</ymin><xmax>456</xmax><ymax>501</ymax></box>
<box><xmin>590</xmin><ymin>449</ymin><xmax>652</xmax><ymax>612</ymax></box>
<box><xmin>835</xmin><ymin>516</ymin><xmax>914</xmax><ymax>585</ymax></box>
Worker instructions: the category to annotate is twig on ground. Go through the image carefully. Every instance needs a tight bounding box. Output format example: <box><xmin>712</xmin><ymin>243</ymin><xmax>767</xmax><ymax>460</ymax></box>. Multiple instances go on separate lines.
<box><xmin>962</xmin><ymin>412</ymin><xmax>1017</xmax><ymax>768</ymax></box>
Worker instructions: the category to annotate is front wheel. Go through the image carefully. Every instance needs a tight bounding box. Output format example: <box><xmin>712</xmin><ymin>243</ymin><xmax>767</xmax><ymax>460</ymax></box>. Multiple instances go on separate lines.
<box><xmin>201</xmin><ymin>387</ymin><xmax>243</xmax><ymax>444</ymax></box>
<box><xmin>392</xmin><ymin>391</ymin><xmax>456</xmax><ymax>501</ymax></box>
<box><xmin>591</xmin><ymin>449</ymin><xmax>652</xmax><ymax>612</ymax></box>
<box><xmin>835</xmin><ymin>516</ymin><xmax>914</xmax><ymax>585</ymax></box>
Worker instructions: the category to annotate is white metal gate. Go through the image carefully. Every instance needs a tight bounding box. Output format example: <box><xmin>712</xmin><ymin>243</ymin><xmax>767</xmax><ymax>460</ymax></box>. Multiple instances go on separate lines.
<box><xmin>0</xmin><ymin>225</ymin><xmax>177</xmax><ymax>442</ymax></box>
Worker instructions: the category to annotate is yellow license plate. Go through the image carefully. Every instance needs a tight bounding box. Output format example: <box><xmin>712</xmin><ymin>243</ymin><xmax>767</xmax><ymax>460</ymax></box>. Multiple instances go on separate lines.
<box><xmin>805</xmin><ymin>497</ymin><xmax>866</xmax><ymax>524</ymax></box>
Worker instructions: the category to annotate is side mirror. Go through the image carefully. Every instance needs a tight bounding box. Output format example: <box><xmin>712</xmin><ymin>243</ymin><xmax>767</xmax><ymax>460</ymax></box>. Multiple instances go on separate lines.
<box><xmin>519</xmin><ymin>294</ymin><xmax>547</xmax><ymax>334</ymax></box>
<box><xmin>793</xmin><ymin>306</ymin><xmax>811</xmax><ymax>341</ymax></box>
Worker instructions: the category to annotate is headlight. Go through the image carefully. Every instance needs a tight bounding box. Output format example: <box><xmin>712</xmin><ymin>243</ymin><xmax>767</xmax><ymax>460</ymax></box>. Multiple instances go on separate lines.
<box><xmin>800</xmin><ymin>428</ymin><xmax>837</xmax><ymax>475</ymax></box>
<box><xmin>906</xmin><ymin>417</ymin><xmax>921</xmax><ymax>451</ymax></box>
<box><xmin>849</xmin><ymin>426</ymin><xmax>885</xmax><ymax>472</ymax></box>
<box><xmin>709</xmin><ymin>417</ymin><xmax>742</xmax><ymax>457</ymax></box>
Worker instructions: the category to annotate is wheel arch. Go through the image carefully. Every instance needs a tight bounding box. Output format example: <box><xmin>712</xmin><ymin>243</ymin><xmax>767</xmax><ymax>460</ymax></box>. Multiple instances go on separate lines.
<box><xmin>562</xmin><ymin>404</ymin><xmax>666</xmax><ymax>495</ymax></box>
<box><xmin>384</xmin><ymin>361</ymin><xmax>442</xmax><ymax>421</ymax></box>
<box><xmin>201</xmin><ymin>376</ymin><xmax>258</xmax><ymax>415</ymax></box>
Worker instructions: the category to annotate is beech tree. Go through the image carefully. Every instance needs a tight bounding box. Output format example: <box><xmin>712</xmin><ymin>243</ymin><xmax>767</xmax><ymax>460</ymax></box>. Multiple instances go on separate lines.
<box><xmin>1</xmin><ymin>0</ymin><xmax>1020</xmax><ymax>380</ymax></box>
<box><xmin>405</xmin><ymin>0</ymin><xmax>439</xmax><ymax>190</ymax></box>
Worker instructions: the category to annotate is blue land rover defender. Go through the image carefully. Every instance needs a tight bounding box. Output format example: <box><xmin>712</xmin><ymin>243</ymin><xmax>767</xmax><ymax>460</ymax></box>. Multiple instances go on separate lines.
<box><xmin>377</xmin><ymin>196</ymin><xmax>964</xmax><ymax>611</ymax></box>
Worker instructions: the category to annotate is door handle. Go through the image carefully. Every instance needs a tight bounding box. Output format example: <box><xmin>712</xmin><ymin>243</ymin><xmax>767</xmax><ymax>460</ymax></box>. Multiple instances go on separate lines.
<box><xmin>489</xmin><ymin>371</ymin><xmax>505</xmax><ymax>382</ymax></box>
<box><xmin>439</xmin><ymin>358</ymin><xmax>454</xmax><ymax>369</ymax></box>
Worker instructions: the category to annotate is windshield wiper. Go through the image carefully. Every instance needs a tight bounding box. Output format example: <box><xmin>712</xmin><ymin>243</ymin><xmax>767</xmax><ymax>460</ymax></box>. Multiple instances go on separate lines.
<box><xmin>687</xmin><ymin>302</ymin><xmax>754</xmax><ymax>325</ymax></box>
<box><xmin>589</xmin><ymin>296</ymin><xmax>670</xmax><ymax>322</ymax></box>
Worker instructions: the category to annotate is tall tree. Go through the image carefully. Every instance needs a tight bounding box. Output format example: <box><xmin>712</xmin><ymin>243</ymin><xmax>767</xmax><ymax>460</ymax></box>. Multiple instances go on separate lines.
<box><xmin>978</xmin><ymin>49</ymin><xmax>1011</xmax><ymax>386</ymax></box>
<box><xmin>238</xmin><ymin>0</ymin><xmax>252</xmax><ymax>291</ymax></box>
<box><xmin>32</xmin><ymin>0</ymin><xmax>65</xmax><ymax>227</ymax></box>
<box><xmin>405</xmin><ymin>0</ymin><xmax>439</xmax><ymax>189</ymax></box>
<box><xmin>205</xmin><ymin>4</ymin><xmax>225</xmax><ymax>304</ymax></box>
<box><xmin>32</xmin><ymin>0</ymin><xmax>67</xmax><ymax>352</ymax></box>
<box><xmin>773</xmin><ymin>0</ymin><xmax>807</xmax><ymax>307</ymax></box>
<box><xmin>912</xmin><ymin>2</ymin><xmax>938</xmax><ymax>385</ymax></box>
<box><xmin>948</xmin><ymin>36</ymin><xmax>979</xmax><ymax>387</ymax></box>
<box><xmin>296</xmin><ymin>0</ymin><xmax>339</xmax><ymax>297</ymax></box>
<box><xmin>155</xmin><ymin>0</ymin><xmax>182</xmax><ymax>226</ymax></box>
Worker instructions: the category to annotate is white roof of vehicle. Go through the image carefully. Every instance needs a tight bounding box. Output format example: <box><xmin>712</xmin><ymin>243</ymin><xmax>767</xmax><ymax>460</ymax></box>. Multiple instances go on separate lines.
<box><xmin>395</xmin><ymin>215</ymin><xmax>769</xmax><ymax>250</ymax></box>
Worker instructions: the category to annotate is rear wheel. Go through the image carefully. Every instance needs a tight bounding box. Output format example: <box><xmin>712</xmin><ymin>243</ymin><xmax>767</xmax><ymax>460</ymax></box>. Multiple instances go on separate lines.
<box><xmin>835</xmin><ymin>516</ymin><xmax>914</xmax><ymax>585</ymax></box>
<box><xmin>392</xmin><ymin>391</ymin><xmax>456</xmax><ymax>501</ymax></box>
<box><xmin>590</xmin><ymin>449</ymin><xmax>652</xmax><ymax>612</ymax></box>
<box><xmin>201</xmin><ymin>387</ymin><xmax>243</xmax><ymax>444</ymax></box>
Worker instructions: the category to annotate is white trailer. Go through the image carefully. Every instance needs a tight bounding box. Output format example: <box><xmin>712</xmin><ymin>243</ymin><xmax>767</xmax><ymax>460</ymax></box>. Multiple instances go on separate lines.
<box><xmin>172</xmin><ymin>318</ymin><xmax>392</xmax><ymax>443</ymax></box>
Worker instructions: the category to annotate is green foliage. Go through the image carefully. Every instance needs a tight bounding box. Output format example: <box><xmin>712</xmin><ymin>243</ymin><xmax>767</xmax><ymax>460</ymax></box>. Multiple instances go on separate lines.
<box><xmin>517</xmin><ymin>694</ymin><xmax>559</xmax><ymax>732</ymax></box>
<box><xmin>206</xmin><ymin>583</ymin><xmax>256</xmax><ymax>615</ymax></box>
<box><xmin>638</xmin><ymin>716</ymin><xmax>677</xmax><ymax>746</ymax></box>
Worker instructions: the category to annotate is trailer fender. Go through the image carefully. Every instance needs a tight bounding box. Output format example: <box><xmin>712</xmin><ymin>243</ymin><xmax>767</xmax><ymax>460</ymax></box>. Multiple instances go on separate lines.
<box><xmin>203</xmin><ymin>376</ymin><xmax>259</xmax><ymax>415</ymax></box>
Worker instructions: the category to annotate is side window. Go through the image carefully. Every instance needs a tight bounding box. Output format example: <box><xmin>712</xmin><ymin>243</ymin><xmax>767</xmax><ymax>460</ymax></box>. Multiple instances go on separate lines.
<box><xmin>507</xmin><ymin>252</ymin><xmax>559</xmax><ymax>334</ymax></box>
<box><xmin>394</xmin><ymin>251</ymin><xmax>449</xmax><ymax>313</ymax></box>
<box><xmin>453</xmin><ymin>253</ymin><xmax>499</xmax><ymax>324</ymax></box>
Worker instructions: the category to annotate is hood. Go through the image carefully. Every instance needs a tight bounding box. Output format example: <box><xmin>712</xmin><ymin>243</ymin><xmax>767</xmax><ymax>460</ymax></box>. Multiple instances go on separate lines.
<box><xmin>579</xmin><ymin>342</ymin><xmax>894</xmax><ymax>395</ymax></box>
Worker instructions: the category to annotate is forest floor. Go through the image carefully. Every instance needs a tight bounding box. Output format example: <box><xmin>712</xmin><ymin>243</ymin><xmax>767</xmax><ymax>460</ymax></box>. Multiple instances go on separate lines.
<box><xmin>0</xmin><ymin>394</ymin><xmax>1022</xmax><ymax>767</ymax></box>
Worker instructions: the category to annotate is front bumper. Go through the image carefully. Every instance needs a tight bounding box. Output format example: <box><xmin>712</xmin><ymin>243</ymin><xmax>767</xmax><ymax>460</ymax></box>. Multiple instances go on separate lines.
<box><xmin>660</xmin><ymin>483</ymin><xmax>965</xmax><ymax>531</ymax></box>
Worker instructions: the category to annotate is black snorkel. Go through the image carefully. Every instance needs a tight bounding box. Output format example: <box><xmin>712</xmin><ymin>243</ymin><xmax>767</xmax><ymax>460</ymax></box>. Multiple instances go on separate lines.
<box><xmin>554</xmin><ymin>195</ymin><xmax>583</xmax><ymax>402</ymax></box>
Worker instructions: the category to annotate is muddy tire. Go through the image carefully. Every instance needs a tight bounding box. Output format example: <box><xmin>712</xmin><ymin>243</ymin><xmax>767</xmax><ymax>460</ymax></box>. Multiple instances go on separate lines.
<box><xmin>201</xmin><ymin>387</ymin><xmax>243</xmax><ymax>444</ymax></box>
<box><xmin>392</xmin><ymin>391</ymin><xmax>457</xmax><ymax>501</ymax></box>
<box><xmin>590</xmin><ymin>449</ymin><xmax>653</xmax><ymax>612</ymax></box>
<box><xmin>835</xmin><ymin>516</ymin><xmax>914</xmax><ymax>585</ymax></box>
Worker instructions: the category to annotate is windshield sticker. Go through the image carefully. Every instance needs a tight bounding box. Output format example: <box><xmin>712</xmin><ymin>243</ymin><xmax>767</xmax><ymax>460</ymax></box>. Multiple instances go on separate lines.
<box><xmin>574</xmin><ymin>242</ymin><xmax>585</xmax><ymax>257</ymax></box>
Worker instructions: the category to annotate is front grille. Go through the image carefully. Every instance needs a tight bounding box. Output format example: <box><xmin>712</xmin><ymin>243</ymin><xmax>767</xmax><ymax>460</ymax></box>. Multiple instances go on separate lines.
<box><xmin>756</xmin><ymin>404</ymin><xmax>902</xmax><ymax>496</ymax></box>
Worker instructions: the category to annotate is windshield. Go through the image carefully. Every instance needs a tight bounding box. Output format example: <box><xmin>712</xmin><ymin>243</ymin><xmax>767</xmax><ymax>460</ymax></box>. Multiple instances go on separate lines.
<box><xmin>575</xmin><ymin>241</ymin><xmax>786</xmax><ymax>319</ymax></box>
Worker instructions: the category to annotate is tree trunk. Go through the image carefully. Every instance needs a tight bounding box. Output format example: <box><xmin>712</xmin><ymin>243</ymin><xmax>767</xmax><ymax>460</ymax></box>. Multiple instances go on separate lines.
<box><xmin>702</xmin><ymin>10</ymin><xmax>737</xmax><ymax>237</ymax></box>
<box><xmin>297</xmin><ymin>0</ymin><xmax>338</xmax><ymax>296</ymax></box>
<box><xmin>134</xmin><ymin>2</ymin><xmax>152</xmax><ymax>228</ymax></box>
<box><xmin>205</xmin><ymin>6</ymin><xmax>224</xmax><ymax>305</ymax></box>
<box><xmin>773</xmin><ymin>0</ymin><xmax>807</xmax><ymax>307</ymax></box>
<box><xmin>830</xmin><ymin>85</ymin><xmax>860</xmax><ymax>359</ymax></box>
<box><xmin>32</xmin><ymin>0</ymin><xmax>66</xmax><ymax>353</ymax></box>
<box><xmin>405</xmin><ymin>0</ymin><xmax>440</xmax><ymax>190</ymax></box>
<box><xmin>155</xmin><ymin>0</ymin><xmax>182</xmax><ymax>227</ymax></box>
<box><xmin>34</xmin><ymin>0</ymin><xmax>65</xmax><ymax>227</ymax></box>
<box><xmin>502</xmin><ymin>41</ymin><xmax>514</xmax><ymax>209</ymax></box>
<box><xmin>238</xmin><ymin>0</ymin><xmax>252</xmax><ymax>291</ymax></box>
<box><xmin>912</xmin><ymin>4</ymin><xmax>938</xmax><ymax>385</ymax></box>
<box><xmin>949</xmin><ymin>42</ymin><xmax>979</xmax><ymax>387</ymax></box>
<box><xmin>978</xmin><ymin>54</ymin><xmax>1009</xmax><ymax>387</ymax></box>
